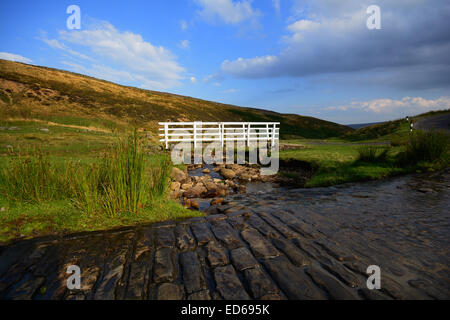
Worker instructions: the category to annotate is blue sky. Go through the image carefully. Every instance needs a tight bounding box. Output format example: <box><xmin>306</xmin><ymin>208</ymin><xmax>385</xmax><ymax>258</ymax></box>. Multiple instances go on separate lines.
<box><xmin>1</xmin><ymin>0</ymin><xmax>449</xmax><ymax>124</ymax></box>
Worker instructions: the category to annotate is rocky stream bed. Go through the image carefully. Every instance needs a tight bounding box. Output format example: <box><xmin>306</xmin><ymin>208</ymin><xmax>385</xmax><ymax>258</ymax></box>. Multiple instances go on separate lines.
<box><xmin>170</xmin><ymin>161</ymin><xmax>311</xmax><ymax>212</ymax></box>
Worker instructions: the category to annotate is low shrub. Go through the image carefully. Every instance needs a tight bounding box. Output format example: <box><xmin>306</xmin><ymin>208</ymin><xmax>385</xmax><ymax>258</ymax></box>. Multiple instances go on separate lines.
<box><xmin>357</xmin><ymin>146</ymin><xmax>390</xmax><ymax>163</ymax></box>
<box><xmin>390</xmin><ymin>137</ymin><xmax>408</xmax><ymax>147</ymax></box>
<box><xmin>400</xmin><ymin>130</ymin><xmax>449</xmax><ymax>164</ymax></box>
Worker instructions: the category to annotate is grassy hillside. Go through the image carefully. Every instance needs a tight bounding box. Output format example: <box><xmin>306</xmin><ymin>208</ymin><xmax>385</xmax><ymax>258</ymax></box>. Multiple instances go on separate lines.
<box><xmin>0</xmin><ymin>59</ymin><xmax>351</xmax><ymax>140</ymax></box>
<box><xmin>342</xmin><ymin>119</ymin><xmax>409</xmax><ymax>142</ymax></box>
<box><xmin>342</xmin><ymin>109</ymin><xmax>450</xmax><ymax>143</ymax></box>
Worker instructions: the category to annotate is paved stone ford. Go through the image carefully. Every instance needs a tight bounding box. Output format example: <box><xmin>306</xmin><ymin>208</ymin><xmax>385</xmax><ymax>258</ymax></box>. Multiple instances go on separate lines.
<box><xmin>0</xmin><ymin>169</ymin><xmax>449</xmax><ymax>300</ymax></box>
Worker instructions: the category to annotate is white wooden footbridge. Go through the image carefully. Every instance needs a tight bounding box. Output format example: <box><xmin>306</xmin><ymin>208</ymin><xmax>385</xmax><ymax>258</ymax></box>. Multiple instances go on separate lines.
<box><xmin>159</xmin><ymin>122</ymin><xmax>280</xmax><ymax>149</ymax></box>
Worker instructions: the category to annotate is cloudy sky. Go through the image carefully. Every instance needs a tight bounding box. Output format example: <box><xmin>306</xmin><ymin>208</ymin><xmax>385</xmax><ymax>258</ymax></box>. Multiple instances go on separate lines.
<box><xmin>1</xmin><ymin>0</ymin><xmax>449</xmax><ymax>124</ymax></box>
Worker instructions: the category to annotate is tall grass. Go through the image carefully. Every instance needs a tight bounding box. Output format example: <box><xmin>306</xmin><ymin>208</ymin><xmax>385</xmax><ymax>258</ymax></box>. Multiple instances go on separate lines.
<box><xmin>357</xmin><ymin>146</ymin><xmax>389</xmax><ymax>162</ymax></box>
<box><xmin>69</xmin><ymin>164</ymin><xmax>101</xmax><ymax>214</ymax></box>
<box><xmin>99</xmin><ymin>132</ymin><xmax>149</xmax><ymax>216</ymax></box>
<box><xmin>0</xmin><ymin>131</ymin><xmax>173</xmax><ymax>217</ymax></box>
<box><xmin>401</xmin><ymin>130</ymin><xmax>449</xmax><ymax>164</ymax></box>
<box><xmin>0</xmin><ymin>149</ymin><xmax>74</xmax><ymax>202</ymax></box>
<box><xmin>148</xmin><ymin>155</ymin><xmax>171</xmax><ymax>201</ymax></box>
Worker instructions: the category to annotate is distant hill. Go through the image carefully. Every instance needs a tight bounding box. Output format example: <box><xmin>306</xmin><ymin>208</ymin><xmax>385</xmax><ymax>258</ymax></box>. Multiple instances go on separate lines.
<box><xmin>0</xmin><ymin>59</ymin><xmax>352</xmax><ymax>140</ymax></box>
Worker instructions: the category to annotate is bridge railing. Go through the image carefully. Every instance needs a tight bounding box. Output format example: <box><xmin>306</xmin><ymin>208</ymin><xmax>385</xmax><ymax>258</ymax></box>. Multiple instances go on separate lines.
<box><xmin>159</xmin><ymin>121</ymin><xmax>280</xmax><ymax>149</ymax></box>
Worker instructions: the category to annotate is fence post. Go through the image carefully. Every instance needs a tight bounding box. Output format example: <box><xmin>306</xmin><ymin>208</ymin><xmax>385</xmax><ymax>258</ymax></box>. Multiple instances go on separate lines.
<box><xmin>219</xmin><ymin>123</ymin><xmax>223</xmax><ymax>147</ymax></box>
<box><xmin>193</xmin><ymin>122</ymin><xmax>197</xmax><ymax>149</ymax></box>
<box><xmin>241</xmin><ymin>123</ymin><xmax>244</xmax><ymax>147</ymax></box>
<box><xmin>271</xmin><ymin>123</ymin><xmax>276</xmax><ymax>147</ymax></box>
<box><xmin>164</xmin><ymin>123</ymin><xmax>168</xmax><ymax>149</ymax></box>
<box><xmin>247</xmin><ymin>123</ymin><xmax>251</xmax><ymax>147</ymax></box>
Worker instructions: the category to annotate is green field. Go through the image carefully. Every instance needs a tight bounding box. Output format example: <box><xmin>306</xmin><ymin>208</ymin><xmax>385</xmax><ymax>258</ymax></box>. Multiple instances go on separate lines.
<box><xmin>279</xmin><ymin>113</ymin><xmax>449</xmax><ymax>187</ymax></box>
<box><xmin>279</xmin><ymin>143</ymin><xmax>405</xmax><ymax>187</ymax></box>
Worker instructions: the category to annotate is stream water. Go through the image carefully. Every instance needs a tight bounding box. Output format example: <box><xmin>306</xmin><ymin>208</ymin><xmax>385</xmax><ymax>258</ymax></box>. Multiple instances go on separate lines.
<box><xmin>187</xmin><ymin>166</ymin><xmax>450</xmax><ymax>294</ymax></box>
<box><xmin>222</xmin><ymin>169</ymin><xmax>450</xmax><ymax>249</ymax></box>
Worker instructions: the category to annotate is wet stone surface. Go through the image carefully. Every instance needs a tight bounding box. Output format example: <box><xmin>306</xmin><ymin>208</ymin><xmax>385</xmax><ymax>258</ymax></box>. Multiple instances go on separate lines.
<box><xmin>0</xmin><ymin>169</ymin><xmax>449</xmax><ymax>300</ymax></box>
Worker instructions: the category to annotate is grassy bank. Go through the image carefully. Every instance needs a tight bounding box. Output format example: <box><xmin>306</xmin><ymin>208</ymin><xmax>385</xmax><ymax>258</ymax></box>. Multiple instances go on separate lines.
<box><xmin>0</xmin><ymin>197</ymin><xmax>196</xmax><ymax>244</ymax></box>
<box><xmin>280</xmin><ymin>130</ymin><xmax>449</xmax><ymax>187</ymax></box>
<box><xmin>0</xmin><ymin>129</ymin><xmax>202</xmax><ymax>244</ymax></box>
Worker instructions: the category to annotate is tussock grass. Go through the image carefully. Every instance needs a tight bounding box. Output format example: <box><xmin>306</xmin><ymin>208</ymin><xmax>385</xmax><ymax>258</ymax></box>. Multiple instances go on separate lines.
<box><xmin>0</xmin><ymin>149</ymin><xmax>73</xmax><ymax>202</ymax></box>
<box><xmin>99</xmin><ymin>132</ymin><xmax>149</xmax><ymax>216</ymax></box>
<box><xmin>0</xmin><ymin>130</ymin><xmax>197</xmax><ymax>243</ymax></box>
<box><xmin>148</xmin><ymin>155</ymin><xmax>171</xmax><ymax>201</ymax></box>
<box><xmin>357</xmin><ymin>146</ymin><xmax>389</xmax><ymax>163</ymax></box>
<box><xmin>0</xmin><ymin>131</ymin><xmax>173</xmax><ymax>217</ymax></box>
<box><xmin>400</xmin><ymin>130</ymin><xmax>449</xmax><ymax>165</ymax></box>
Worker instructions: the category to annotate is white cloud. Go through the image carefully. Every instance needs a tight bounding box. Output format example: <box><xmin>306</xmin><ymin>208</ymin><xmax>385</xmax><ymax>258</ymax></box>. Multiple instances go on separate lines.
<box><xmin>0</xmin><ymin>52</ymin><xmax>32</xmax><ymax>64</ymax></box>
<box><xmin>190</xmin><ymin>76</ymin><xmax>198</xmax><ymax>83</ymax></box>
<box><xmin>43</xmin><ymin>21</ymin><xmax>185</xmax><ymax>90</ymax></box>
<box><xmin>224</xmin><ymin>88</ymin><xmax>238</xmax><ymax>93</ymax></box>
<box><xmin>195</xmin><ymin>0</ymin><xmax>261</xmax><ymax>24</ymax></box>
<box><xmin>202</xmin><ymin>72</ymin><xmax>224</xmax><ymax>84</ymax></box>
<box><xmin>42</xmin><ymin>38</ymin><xmax>94</xmax><ymax>61</ymax></box>
<box><xmin>287</xmin><ymin>19</ymin><xmax>320</xmax><ymax>32</ymax></box>
<box><xmin>219</xmin><ymin>0</ymin><xmax>450</xmax><ymax>90</ymax></box>
<box><xmin>272</xmin><ymin>0</ymin><xmax>280</xmax><ymax>15</ymax></box>
<box><xmin>179</xmin><ymin>40</ymin><xmax>190</xmax><ymax>49</ymax></box>
<box><xmin>180</xmin><ymin>20</ymin><xmax>188</xmax><ymax>31</ymax></box>
<box><xmin>61</xmin><ymin>61</ymin><xmax>135</xmax><ymax>83</ymax></box>
<box><xmin>43</xmin><ymin>38</ymin><xmax>65</xmax><ymax>50</ymax></box>
<box><xmin>222</xmin><ymin>55</ymin><xmax>279</xmax><ymax>78</ymax></box>
<box><xmin>325</xmin><ymin>96</ymin><xmax>450</xmax><ymax>115</ymax></box>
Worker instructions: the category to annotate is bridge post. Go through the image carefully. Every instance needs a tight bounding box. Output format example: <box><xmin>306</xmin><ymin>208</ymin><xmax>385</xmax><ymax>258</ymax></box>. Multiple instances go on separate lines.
<box><xmin>219</xmin><ymin>123</ymin><xmax>224</xmax><ymax>147</ymax></box>
<box><xmin>247</xmin><ymin>123</ymin><xmax>251</xmax><ymax>147</ymax></box>
<box><xmin>193</xmin><ymin>122</ymin><xmax>197</xmax><ymax>149</ymax></box>
<box><xmin>271</xmin><ymin>123</ymin><xmax>276</xmax><ymax>147</ymax></box>
<box><xmin>164</xmin><ymin>123</ymin><xmax>168</xmax><ymax>149</ymax></box>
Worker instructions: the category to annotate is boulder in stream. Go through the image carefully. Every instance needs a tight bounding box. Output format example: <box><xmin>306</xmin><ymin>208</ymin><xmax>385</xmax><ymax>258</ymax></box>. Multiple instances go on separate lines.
<box><xmin>220</xmin><ymin>168</ymin><xmax>236</xmax><ymax>179</ymax></box>
<box><xmin>171</xmin><ymin>167</ymin><xmax>187</xmax><ymax>183</ymax></box>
